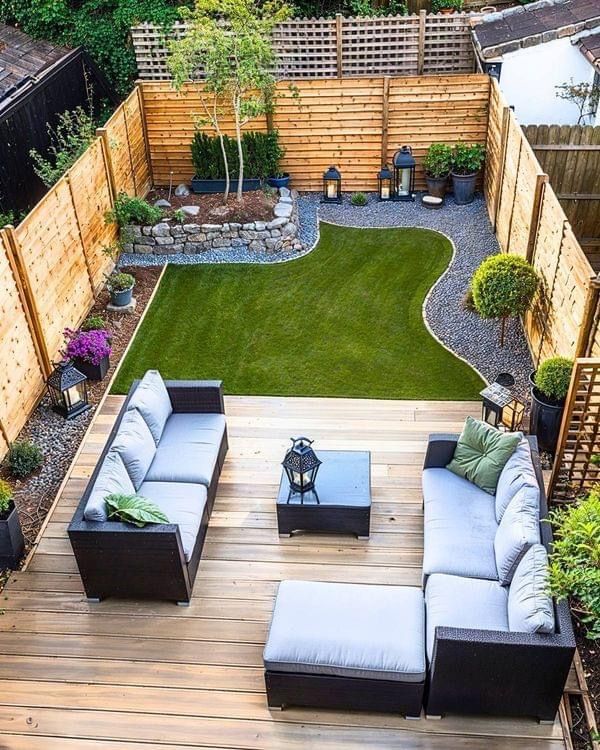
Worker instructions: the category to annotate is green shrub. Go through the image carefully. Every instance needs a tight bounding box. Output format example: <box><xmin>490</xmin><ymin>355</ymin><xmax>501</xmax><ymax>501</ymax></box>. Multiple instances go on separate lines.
<box><xmin>452</xmin><ymin>142</ymin><xmax>485</xmax><ymax>175</ymax></box>
<box><xmin>105</xmin><ymin>493</ymin><xmax>170</xmax><ymax>527</ymax></box>
<box><xmin>431</xmin><ymin>0</ymin><xmax>463</xmax><ymax>10</ymax></box>
<box><xmin>106</xmin><ymin>194</ymin><xmax>162</xmax><ymax>228</ymax></box>
<box><xmin>347</xmin><ymin>0</ymin><xmax>407</xmax><ymax>16</ymax></box>
<box><xmin>8</xmin><ymin>441</ymin><xmax>43</xmax><ymax>478</ymax></box>
<box><xmin>423</xmin><ymin>143</ymin><xmax>452</xmax><ymax>178</ymax></box>
<box><xmin>548</xmin><ymin>487</ymin><xmax>600</xmax><ymax>638</ymax></box>
<box><xmin>0</xmin><ymin>479</ymin><xmax>13</xmax><ymax>514</ymax></box>
<box><xmin>0</xmin><ymin>210</ymin><xmax>15</xmax><ymax>228</ymax></box>
<box><xmin>351</xmin><ymin>192</ymin><xmax>368</xmax><ymax>206</ymax></box>
<box><xmin>471</xmin><ymin>254</ymin><xmax>538</xmax><ymax>345</ymax></box>
<box><xmin>190</xmin><ymin>130</ymin><xmax>283</xmax><ymax>181</ymax></box>
<box><xmin>81</xmin><ymin>315</ymin><xmax>108</xmax><ymax>332</ymax></box>
<box><xmin>106</xmin><ymin>271</ymin><xmax>135</xmax><ymax>293</ymax></box>
<box><xmin>534</xmin><ymin>357</ymin><xmax>573</xmax><ymax>402</ymax></box>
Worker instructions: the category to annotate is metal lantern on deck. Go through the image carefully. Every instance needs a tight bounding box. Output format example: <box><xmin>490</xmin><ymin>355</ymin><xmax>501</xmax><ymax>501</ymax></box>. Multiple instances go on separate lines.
<box><xmin>480</xmin><ymin>379</ymin><xmax>525</xmax><ymax>432</ymax></box>
<box><xmin>47</xmin><ymin>361</ymin><xmax>90</xmax><ymax>419</ymax></box>
<box><xmin>392</xmin><ymin>146</ymin><xmax>416</xmax><ymax>201</ymax></box>
<box><xmin>322</xmin><ymin>165</ymin><xmax>342</xmax><ymax>204</ymax></box>
<box><xmin>378</xmin><ymin>164</ymin><xmax>393</xmax><ymax>201</ymax></box>
<box><xmin>282</xmin><ymin>437</ymin><xmax>322</xmax><ymax>493</ymax></box>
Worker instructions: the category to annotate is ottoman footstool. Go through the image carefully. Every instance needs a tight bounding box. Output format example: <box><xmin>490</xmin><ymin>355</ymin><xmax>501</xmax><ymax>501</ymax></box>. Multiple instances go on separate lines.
<box><xmin>263</xmin><ymin>580</ymin><xmax>425</xmax><ymax>717</ymax></box>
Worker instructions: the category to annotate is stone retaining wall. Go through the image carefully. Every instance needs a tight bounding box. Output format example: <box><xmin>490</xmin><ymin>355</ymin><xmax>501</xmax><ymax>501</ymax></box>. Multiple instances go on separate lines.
<box><xmin>123</xmin><ymin>189</ymin><xmax>305</xmax><ymax>255</ymax></box>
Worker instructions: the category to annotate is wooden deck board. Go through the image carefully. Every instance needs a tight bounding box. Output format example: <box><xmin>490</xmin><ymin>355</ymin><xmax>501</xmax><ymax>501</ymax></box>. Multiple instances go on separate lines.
<box><xmin>0</xmin><ymin>394</ymin><xmax>566</xmax><ymax>749</ymax></box>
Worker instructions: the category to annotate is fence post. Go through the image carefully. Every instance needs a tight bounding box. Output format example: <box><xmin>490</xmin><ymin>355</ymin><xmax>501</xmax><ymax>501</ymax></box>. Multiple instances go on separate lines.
<box><xmin>1</xmin><ymin>226</ymin><xmax>52</xmax><ymax>377</ymax></box>
<box><xmin>493</xmin><ymin>105</ymin><xmax>510</xmax><ymax>232</ymax></box>
<box><xmin>575</xmin><ymin>276</ymin><xmax>600</xmax><ymax>358</ymax></box>
<box><xmin>336</xmin><ymin>14</ymin><xmax>343</xmax><ymax>79</ymax></box>
<box><xmin>417</xmin><ymin>10</ymin><xmax>426</xmax><ymax>76</ymax></box>
<box><xmin>525</xmin><ymin>173</ymin><xmax>548</xmax><ymax>264</ymax></box>
<box><xmin>381</xmin><ymin>76</ymin><xmax>390</xmax><ymax>165</ymax></box>
<box><xmin>121</xmin><ymin>101</ymin><xmax>138</xmax><ymax>196</ymax></box>
<box><xmin>97</xmin><ymin>127</ymin><xmax>117</xmax><ymax>203</ymax></box>
<box><xmin>136</xmin><ymin>83</ymin><xmax>155</xmax><ymax>188</ymax></box>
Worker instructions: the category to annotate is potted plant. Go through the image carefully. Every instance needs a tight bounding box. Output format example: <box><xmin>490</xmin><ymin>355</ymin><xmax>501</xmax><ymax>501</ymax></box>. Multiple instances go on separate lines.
<box><xmin>451</xmin><ymin>143</ymin><xmax>486</xmax><ymax>205</ymax></box>
<box><xmin>0</xmin><ymin>480</ymin><xmax>24</xmax><ymax>569</ymax></box>
<box><xmin>432</xmin><ymin>0</ymin><xmax>464</xmax><ymax>13</ymax></box>
<box><xmin>267</xmin><ymin>172</ymin><xmax>290</xmax><ymax>189</ymax></box>
<box><xmin>529</xmin><ymin>357</ymin><xmax>573</xmax><ymax>455</ymax></box>
<box><xmin>63</xmin><ymin>327</ymin><xmax>112</xmax><ymax>381</ymax></box>
<box><xmin>106</xmin><ymin>271</ymin><xmax>135</xmax><ymax>307</ymax></box>
<box><xmin>190</xmin><ymin>132</ymin><xmax>262</xmax><ymax>195</ymax></box>
<box><xmin>423</xmin><ymin>143</ymin><xmax>452</xmax><ymax>198</ymax></box>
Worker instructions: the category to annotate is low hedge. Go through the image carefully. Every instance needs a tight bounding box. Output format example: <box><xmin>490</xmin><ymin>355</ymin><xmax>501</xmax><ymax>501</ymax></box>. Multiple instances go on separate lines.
<box><xmin>190</xmin><ymin>131</ymin><xmax>283</xmax><ymax>181</ymax></box>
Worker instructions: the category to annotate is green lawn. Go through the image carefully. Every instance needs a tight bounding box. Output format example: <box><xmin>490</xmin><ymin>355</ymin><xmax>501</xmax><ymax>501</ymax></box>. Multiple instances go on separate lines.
<box><xmin>112</xmin><ymin>223</ymin><xmax>484</xmax><ymax>400</ymax></box>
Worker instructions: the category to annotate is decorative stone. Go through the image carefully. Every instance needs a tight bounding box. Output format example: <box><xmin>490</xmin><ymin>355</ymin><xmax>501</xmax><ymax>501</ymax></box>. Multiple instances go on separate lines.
<box><xmin>107</xmin><ymin>297</ymin><xmax>137</xmax><ymax>314</ymax></box>
<box><xmin>171</xmin><ymin>225</ymin><xmax>185</xmax><ymax>236</ymax></box>
<box><xmin>254</xmin><ymin>221</ymin><xmax>267</xmax><ymax>231</ymax></box>
<box><xmin>422</xmin><ymin>195</ymin><xmax>443</xmax><ymax>209</ymax></box>
<box><xmin>212</xmin><ymin>238</ymin><xmax>230</xmax><ymax>248</ymax></box>
<box><xmin>279</xmin><ymin>196</ymin><xmax>292</xmax><ymax>205</ymax></box>
<box><xmin>202</xmin><ymin>223</ymin><xmax>222</xmax><ymax>231</ymax></box>
<box><xmin>274</xmin><ymin>203</ymin><xmax>292</xmax><ymax>218</ymax></box>
<box><xmin>267</xmin><ymin>217</ymin><xmax>288</xmax><ymax>229</ymax></box>
<box><xmin>142</xmin><ymin>226</ymin><xmax>153</xmax><ymax>236</ymax></box>
<box><xmin>265</xmin><ymin>238</ymin><xmax>278</xmax><ymax>250</ymax></box>
<box><xmin>183</xmin><ymin>223</ymin><xmax>201</xmax><ymax>234</ymax></box>
<box><xmin>152</xmin><ymin>222</ymin><xmax>171</xmax><ymax>237</ymax></box>
<box><xmin>188</xmin><ymin>233</ymin><xmax>207</xmax><ymax>242</ymax></box>
<box><xmin>175</xmin><ymin>183</ymin><xmax>190</xmax><ymax>197</ymax></box>
<box><xmin>155</xmin><ymin>235</ymin><xmax>174</xmax><ymax>245</ymax></box>
<box><xmin>279</xmin><ymin>187</ymin><xmax>291</xmax><ymax>198</ymax></box>
<box><xmin>249</xmin><ymin>240</ymin><xmax>263</xmax><ymax>251</ymax></box>
<box><xmin>282</xmin><ymin>222</ymin><xmax>297</xmax><ymax>238</ymax></box>
<box><xmin>127</xmin><ymin>224</ymin><xmax>142</xmax><ymax>237</ymax></box>
<box><xmin>136</xmin><ymin>236</ymin><xmax>156</xmax><ymax>246</ymax></box>
<box><xmin>270</xmin><ymin>229</ymin><xmax>281</xmax><ymax>238</ymax></box>
<box><xmin>182</xmin><ymin>205</ymin><xmax>200</xmax><ymax>217</ymax></box>
<box><xmin>242</xmin><ymin>222</ymin><xmax>255</xmax><ymax>230</ymax></box>
<box><xmin>154</xmin><ymin>199</ymin><xmax>171</xmax><ymax>209</ymax></box>
<box><xmin>134</xmin><ymin>244</ymin><xmax>154</xmax><ymax>254</ymax></box>
<box><xmin>166</xmin><ymin>243</ymin><xmax>185</xmax><ymax>254</ymax></box>
<box><xmin>229</xmin><ymin>223</ymin><xmax>242</xmax><ymax>230</ymax></box>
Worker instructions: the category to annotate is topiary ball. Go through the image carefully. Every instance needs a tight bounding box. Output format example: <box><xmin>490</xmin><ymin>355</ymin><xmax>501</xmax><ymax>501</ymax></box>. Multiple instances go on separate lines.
<box><xmin>534</xmin><ymin>357</ymin><xmax>573</xmax><ymax>402</ymax></box>
<box><xmin>8</xmin><ymin>440</ymin><xmax>44</xmax><ymax>478</ymax></box>
<box><xmin>471</xmin><ymin>254</ymin><xmax>539</xmax><ymax>320</ymax></box>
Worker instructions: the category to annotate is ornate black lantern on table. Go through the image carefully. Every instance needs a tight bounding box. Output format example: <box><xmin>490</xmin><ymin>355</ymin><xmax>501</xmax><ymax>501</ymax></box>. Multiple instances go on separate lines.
<box><xmin>282</xmin><ymin>437</ymin><xmax>322</xmax><ymax>493</ymax></box>
<box><xmin>47</xmin><ymin>361</ymin><xmax>90</xmax><ymax>419</ymax></box>
<box><xmin>480</xmin><ymin>376</ymin><xmax>525</xmax><ymax>432</ymax></box>
<box><xmin>377</xmin><ymin>164</ymin><xmax>393</xmax><ymax>201</ymax></box>
<box><xmin>322</xmin><ymin>165</ymin><xmax>342</xmax><ymax>204</ymax></box>
<box><xmin>392</xmin><ymin>146</ymin><xmax>416</xmax><ymax>201</ymax></box>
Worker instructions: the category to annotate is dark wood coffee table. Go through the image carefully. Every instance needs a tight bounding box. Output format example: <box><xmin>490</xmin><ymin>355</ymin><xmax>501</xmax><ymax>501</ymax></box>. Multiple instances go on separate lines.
<box><xmin>276</xmin><ymin>450</ymin><xmax>371</xmax><ymax>539</ymax></box>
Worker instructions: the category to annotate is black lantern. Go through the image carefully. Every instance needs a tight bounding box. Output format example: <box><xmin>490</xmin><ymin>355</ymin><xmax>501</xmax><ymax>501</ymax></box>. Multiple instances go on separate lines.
<box><xmin>392</xmin><ymin>146</ymin><xmax>416</xmax><ymax>201</ymax></box>
<box><xmin>47</xmin><ymin>361</ymin><xmax>90</xmax><ymax>419</ymax></box>
<box><xmin>480</xmin><ymin>381</ymin><xmax>525</xmax><ymax>432</ymax></box>
<box><xmin>282</xmin><ymin>437</ymin><xmax>322</xmax><ymax>493</ymax></box>
<box><xmin>378</xmin><ymin>164</ymin><xmax>393</xmax><ymax>201</ymax></box>
<box><xmin>323</xmin><ymin>165</ymin><xmax>342</xmax><ymax>204</ymax></box>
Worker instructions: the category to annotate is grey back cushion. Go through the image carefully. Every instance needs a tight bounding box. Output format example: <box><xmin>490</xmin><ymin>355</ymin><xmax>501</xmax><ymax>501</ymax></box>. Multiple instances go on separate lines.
<box><xmin>508</xmin><ymin>544</ymin><xmax>555</xmax><ymax>634</ymax></box>
<box><xmin>110</xmin><ymin>407</ymin><xmax>156</xmax><ymax>490</ymax></box>
<box><xmin>495</xmin><ymin>437</ymin><xmax>539</xmax><ymax>523</ymax></box>
<box><xmin>494</xmin><ymin>485</ymin><xmax>540</xmax><ymax>585</ymax></box>
<box><xmin>127</xmin><ymin>370</ymin><xmax>172</xmax><ymax>445</ymax></box>
<box><xmin>84</xmin><ymin>450</ymin><xmax>134</xmax><ymax>522</ymax></box>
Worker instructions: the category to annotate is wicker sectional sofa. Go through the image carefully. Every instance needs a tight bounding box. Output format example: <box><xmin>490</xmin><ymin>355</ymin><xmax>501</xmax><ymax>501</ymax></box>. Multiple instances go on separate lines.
<box><xmin>68</xmin><ymin>372</ymin><xmax>228</xmax><ymax>604</ymax></box>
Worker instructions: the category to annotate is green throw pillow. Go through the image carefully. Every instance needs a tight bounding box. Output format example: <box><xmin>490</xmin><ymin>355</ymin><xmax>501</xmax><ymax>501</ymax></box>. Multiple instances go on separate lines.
<box><xmin>447</xmin><ymin>416</ymin><xmax>522</xmax><ymax>495</ymax></box>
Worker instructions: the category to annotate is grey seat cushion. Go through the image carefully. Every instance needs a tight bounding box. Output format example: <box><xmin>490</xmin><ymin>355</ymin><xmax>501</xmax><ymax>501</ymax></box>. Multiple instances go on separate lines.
<box><xmin>425</xmin><ymin>573</ymin><xmax>509</xmax><ymax>663</ymax></box>
<box><xmin>508</xmin><ymin>544</ymin><xmax>555</xmax><ymax>634</ymax></box>
<box><xmin>138</xmin><ymin>481</ymin><xmax>207</xmax><ymax>562</ymax></box>
<box><xmin>495</xmin><ymin>437</ymin><xmax>539</xmax><ymax>523</ymax></box>
<box><xmin>422</xmin><ymin>468</ymin><xmax>498</xmax><ymax>580</ymax></box>
<box><xmin>126</xmin><ymin>370</ymin><xmax>173</xmax><ymax>445</ymax></box>
<box><xmin>264</xmin><ymin>580</ymin><xmax>426</xmax><ymax>683</ymax></box>
<box><xmin>494</xmin><ymin>485</ymin><xmax>540</xmax><ymax>585</ymax></box>
<box><xmin>110</xmin><ymin>408</ymin><xmax>156</xmax><ymax>490</ymax></box>
<box><xmin>145</xmin><ymin>443</ymin><xmax>218</xmax><ymax>486</ymax></box>
<box><xmin>84</xmin><ymin>450</ymin><xmax>134</xmax><ymax>522</ymax></box>
<box><xmin>159</xmin><ymin>413</ymin><xmax>226</xmax><ymax>448</ymax></box>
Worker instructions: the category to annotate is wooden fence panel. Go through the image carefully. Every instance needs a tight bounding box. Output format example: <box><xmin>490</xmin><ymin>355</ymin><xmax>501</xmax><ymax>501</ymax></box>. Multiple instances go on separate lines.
<box><xmin>484</xmin><ymin>73</ymin><xmax>505</xmax><ymax>226</ymax></box>
<box><xmin>124</xmin><ymin>88</ymin><xmax>153</xmax><ymax>196</ymax></box>
<box><xmin>507</xmin><ymin>136</ymin><xmax>541</xmax><ymax>258</ymax></box>
<box><xmin>103</xmin><ymin>107</ymin><xmax>137</xmax><ymax>196</ymax></box>
<box><xmin>495</xmin><ymin>115</ymin><xmax>522</xmax><ymax>253</ymax></box>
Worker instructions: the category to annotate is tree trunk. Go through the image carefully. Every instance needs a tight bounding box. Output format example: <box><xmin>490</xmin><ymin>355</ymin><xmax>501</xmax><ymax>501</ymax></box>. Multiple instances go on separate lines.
<box><xmin>233</xmin><ymin>94</ymin><xmax>244</xmax><ymax>203</ymax></box>
<box><xmin>500</xmin><ymin>316</ymin><xmax>506</xmax><ymax>347</ymax></box>
<box><xmin>218</xmin><ymin>133</ymin><xmax>230</xmax><ymax>204</ymax></box>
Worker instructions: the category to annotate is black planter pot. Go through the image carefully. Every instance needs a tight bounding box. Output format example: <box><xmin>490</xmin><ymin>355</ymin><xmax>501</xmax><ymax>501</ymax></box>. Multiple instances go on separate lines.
<box><xmin>267</xmin><ymin>174</ymin><xmax>290</xmax><ymax>189</ymax></box>
<box><xmin>191</xmin><ymin>177</ymin><xmax>261</xmax><ymax>194</ymax></box>
<box><xmin>425</xmin><ymin>174</ymin><xmax>448</xmax><ymax>199</ymax></box>
<box><xmin>73</xmin><ymin>354</ymin><xmax>110</xmax><ymax>381</ymax></box>
<box><xmin>529</xmin><ymin>387</ymin><xmax>565</xmax><ymax>455</ymax></box>
<box><xmin>0</xmin><ymin>504</ymin><xmax>25</xmax><ymax>569</ymax></box>
<box><xmin>451</xmin><ymin>171</ymin><xmax>478</xmax><ymax>205</ymax></box>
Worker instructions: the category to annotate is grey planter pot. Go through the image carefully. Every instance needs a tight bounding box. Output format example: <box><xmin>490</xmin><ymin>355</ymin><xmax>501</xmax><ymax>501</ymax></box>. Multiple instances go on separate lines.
<box><xmin>451</xmin><ymin>172</ymin><xmax>478</xmax><ymax>205</ymax></box>
<box><xmin>425</xmin><ymin>174</ymin><xmax>448</xmax><ymax>199</ymax></box>
<box><xmin>0</xmin><ymin>504</ymin><xmax>25</xmax><ymax>569</ymax></box>
<box><xmin>110</xmin><ymin>286</ymin><xmax>134</xmax><ymax>307</ymax></box>
<box><xmin>529</xmin><ymin>386</ymin><xmax>565</xmax><ymax>456</ymax></box>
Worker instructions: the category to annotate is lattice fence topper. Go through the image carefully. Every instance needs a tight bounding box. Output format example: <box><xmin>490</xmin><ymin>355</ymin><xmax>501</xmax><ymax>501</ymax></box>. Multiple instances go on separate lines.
<box><xmin>131</xmin><ymin>13</ymin><xmax>479</xmax><ymax>81</ymax></box>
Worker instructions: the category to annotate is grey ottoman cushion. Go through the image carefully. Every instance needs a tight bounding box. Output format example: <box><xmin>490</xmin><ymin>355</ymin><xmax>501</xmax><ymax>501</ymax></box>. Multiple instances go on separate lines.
<box><xmin>495</xmin><ymin>437</ymin><xmax>539</xmax><ymax>523</ymax></box>
<box><xmin>110</xmin><ymin>407</ymin><xmax>156</xmax><ymax>490</ymax></box>
<box><xmin>423</xmin><ymin>468</ymin><xmax>498</xmax><ymax>580</ymax></box>
<box><xmin>263</xmin><ymin>580</ymin><xmax>426</xmax><ymax>683</ymax></box>
<box><xmin>508</xmin><ymin>544</ymin><xmax>555</xmax><ymax>634</ymax></box>
<box><xmin>425</xmin><ymin>573</ymin><xmax>509</xmax><ymax>662</ymax></box>
<box><xmin>494</xmin><ymin>485</ymin><xmax>540</xmax><ymax>585</ymax></box>
<box><xmin>127</xmin><ymin>370</ymin><xmax>173</xmax><ymax>445</ymax></box>
<box><xmin>138</xmin><ymin>481</ymin><xmax>207</xmax><ymax>562</ymax></box>
<box><xmin>160</xmin><ymin>413</ymin><xmax>226</xmax><ymax>448</ymax></box>
<box><xmin>84</xmin><ymin>450</ymin><xmax>134</xmax><ymax>522</ymax></box>
<box><xmin>145</xmin><ymin>443</ymin><xmax>218</xmax><ymax>486</ymax></box>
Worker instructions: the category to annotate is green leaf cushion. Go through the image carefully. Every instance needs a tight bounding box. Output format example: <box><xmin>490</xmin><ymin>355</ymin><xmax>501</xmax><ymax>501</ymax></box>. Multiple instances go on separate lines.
<box><xmin>105</xmin><ymin>493</ymin><xmax>170</xmax><ymax>528</ymax></box>
<box><xmin>447</xmin><ymin>417</ymin><xmax>522</xmax><ymax>495</ymax></box>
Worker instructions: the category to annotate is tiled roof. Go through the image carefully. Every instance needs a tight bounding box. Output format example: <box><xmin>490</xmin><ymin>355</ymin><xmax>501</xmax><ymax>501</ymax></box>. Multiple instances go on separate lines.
<box><xmin>0</xmin><ymin>24</ymin><xmax>70</xmax><ymax>102</ymax></box>
<box><xmin>473</xmin><ymin>0</ymin><xmax>600</xmax><ymax>59</ymax></box>
<box><xmin>579</xmin><ymin>30</ymin><xmax>600</xmax><ymax>71</ymax></box>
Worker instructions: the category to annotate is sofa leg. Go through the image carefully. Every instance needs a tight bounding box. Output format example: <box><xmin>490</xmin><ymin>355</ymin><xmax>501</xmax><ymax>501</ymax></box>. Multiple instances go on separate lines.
<box><xmin>86</xmin><ymin>597</ymin><xmax>101</xmax><ymax>603</ymax></box>
<box><xmin>177</xmin><ymin>600</ymin><xmax>191</xmax><ymax>607</ymax></box>
<box><xmin>278</xmin><ymin>533</ymin><xmax>292</xmax><ymax>538</ymax></box>
<box><xmin>357</xmin><ymin>535</ymin><xmax>370</xmax><ymax>541</ymax></box>
<box><xmin>426</xmin><ymin>714</ymin><xmax>442</xmax><ymax>720</ymax></box>
<box><xmin>269</xmin><ymin>705</ymin><xmax>285</xmax><ymax>712</ymax></box>
<box><xmin>538</xmin><ymin>718</ymin><xmax>556</xmax><ymax>725</ymax></box>
<box><xmin>405</xmin><ymin>714</ymin><xmax>421</xmax><ymax>721</ymax></box>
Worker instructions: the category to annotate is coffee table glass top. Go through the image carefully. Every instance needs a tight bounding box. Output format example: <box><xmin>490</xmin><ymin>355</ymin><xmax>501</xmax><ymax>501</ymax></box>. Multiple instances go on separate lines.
<box><xmin>277</xmin><ymin>450</ymin><xmax>371</xmax><ymax>507</ymax></box>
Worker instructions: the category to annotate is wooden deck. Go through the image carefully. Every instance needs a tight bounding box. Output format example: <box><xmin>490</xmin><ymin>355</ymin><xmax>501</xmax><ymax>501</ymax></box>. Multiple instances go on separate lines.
<box><xmin>0</xmin><ymin>395</ymin><xmax>568</xmax><ymax>749</ymax></box>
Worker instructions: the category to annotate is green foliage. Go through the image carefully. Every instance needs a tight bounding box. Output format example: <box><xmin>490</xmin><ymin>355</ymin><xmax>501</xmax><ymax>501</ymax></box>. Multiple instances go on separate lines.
<box><xmin>452</xmin><ymin>142</ymin><xmax>486</xmax><ymax>175</ymax></box>
<box><xmin>591</xmin><ymin>454</ymin><xmax>600</xmax><ymax>467</ymax></box>
<box><xmin>29</xmin><ymin>105</ymin><xmax>96</xmax><ymax>188</ymax></box>
<box><xmin>534</xmin><ymin>357</ymin><xmax>573</xmax><ymax>402</ymax></box>
<box><xmin>290</xmin><ymin>0</ymin><xmax>406</xmax><ymax>16</ymax></box>
<box><xmin>0</xmin><ymin>211</ymin><xmax>15</xmax><ymax>229</ymax></box>
<box><xmin>556</xmin><ymin>79</ymin><xmax>600</xmax><ymax>125</ymax></box>
<box><xmin>106</xmin><ymin>193</ymin><xmax>162</xmax><ymax>227</ymax></box>
<box><xmin>106</xmin><ymin>271</ymin><xmax>135</xmax><ymax>292</ymax></box>
<box><xmin>423</xmin><ymin>143</ymin><xmax>452</xmax><ymax>178</ymax></box>
<box><xmin>190</xmin><ymin>130</ymin><xmax>283</xmax><ymax>180</ymax></box>
<box><xmin>81</xmin><ymin>314</ymin><xmax>109</xmax><ymax>331</ymax></box>
<box><xmin>350</xmin><ymin>192</ymin><xmax>368</xmax><ymax>206</ymax></box>
<box><xmin>347</xmin><ymin>0</ymin><xmax>406</xmax><ymax>16</ymax></box>
<box><xmin>471</xmin><ymin>254</ymin><xmax>538</xmax><ymax>320</ymax></box>
<box><xmin>431</xmin><ymin>0</ymin><xmax>463</xmax><ymax>11</ymax></box>
<box><xmin>8</xmin><ymin>441</ymin><xmax>44</xmax><ymax>478</ymax></box>
<box><xmin>548</xmin><ymin>487</ymin><xmax>600</xmax><ymax>638</ymax></box>
<box><xmin>173</xmin><ymin>208</ymin><xmax>186</xmax><ymax>223</ymax></box>
<box><xmin>0</xmin><ymin>480</ymin><xmax>13</xmax><ymax>514</ymax></box>
<box><xmin>105</xmin><ymin>493</ymin><xmax>170</xmax><ymax>527</ymax></box>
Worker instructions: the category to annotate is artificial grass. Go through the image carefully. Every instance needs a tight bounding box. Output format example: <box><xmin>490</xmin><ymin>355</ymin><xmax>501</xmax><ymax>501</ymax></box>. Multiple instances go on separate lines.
<box><xmin>112</xmin><ymin>223</ymin><xmax>484</xmax><ymax>400</ymax></box>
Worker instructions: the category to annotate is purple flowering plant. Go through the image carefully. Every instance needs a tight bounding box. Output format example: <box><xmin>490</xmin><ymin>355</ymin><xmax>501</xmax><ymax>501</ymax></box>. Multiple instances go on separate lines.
<box><xmin>63</xmin><ymin>328</ymin><xmax>112</xmax><ymax>365</ymax></box>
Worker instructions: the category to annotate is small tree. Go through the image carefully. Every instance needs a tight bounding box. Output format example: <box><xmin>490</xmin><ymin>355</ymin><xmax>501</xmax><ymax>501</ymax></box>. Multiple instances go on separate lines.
<box><xmin>555</xmin><ymin>79</ymin><xmax>600</xmax><ymax>125</ymax></box>
<box><xmin>470</xmin><ymin>254</ymin><xmax>539</xmax><ymax>346</ymax></box>
<box><xmin>168</xmin><ymin>0</ymin><xmax>290</xmax><ymax>202</ymax></box>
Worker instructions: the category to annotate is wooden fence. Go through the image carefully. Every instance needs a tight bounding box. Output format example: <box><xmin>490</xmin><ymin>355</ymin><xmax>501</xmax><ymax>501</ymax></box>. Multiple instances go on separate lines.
<box><xmin>524</xmin><ymin>124</ymin><xmax>600</xmax><ymax>269</ymax></box>
<box><xmin>485</xmin><ymin>78</ymin><xmax>600</xmax><ymax>366</ymax></box>
<box><xmin>141</xmin><ymin>74</ymin><xmax>490</xmax><ymax>191</ymax></box>
<box><xmin>0</xmin><ymin>87</ymin><xmax>150</xmax><ymax>459</ymax></box>
<box><xmin>131</xmin><ymin>13</ymin><xmax>479</xmax><ymax>81</ymax></box>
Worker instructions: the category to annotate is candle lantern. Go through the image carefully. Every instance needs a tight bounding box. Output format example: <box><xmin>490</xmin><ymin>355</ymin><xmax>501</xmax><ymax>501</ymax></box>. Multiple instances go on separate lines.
<box><xmin>392</xmin><ymin>146</ymin><xmax>416</xmax><ymax>201</ymax></box>
<box><xmin>322</xmin><ymin>165</ymin><xmax>342</xmax><ymax>204</ymax></box>
<box><xmin>378</xmin><ymin>164</ymin><xmax>393</xmax><ymax>201</ymax></box>
<box><xmin>282</xmin><ymin>437</ymin><xmax>322</xmax><ymax>493</ymax></box>
<box><xmin>480</xmin><ymin>380</ymin><xmax>525</xmax><ymax>432</ymax></box>
<box><xmin>46</xmin><ymin>361</ymin><xmax>90</xmax><ymax>419</ymax></box>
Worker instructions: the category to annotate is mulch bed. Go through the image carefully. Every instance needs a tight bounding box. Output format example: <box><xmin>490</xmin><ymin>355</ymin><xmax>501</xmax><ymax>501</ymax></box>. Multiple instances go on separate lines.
<box><xmin>0</xmin><ymin>265</ymin><xmax>163</xmax><ymax>571</ymax></box>
<box><xmin>147</xmin><ymin>188</ymin><xmax>276</xmax><ymax>224</ymax></box>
